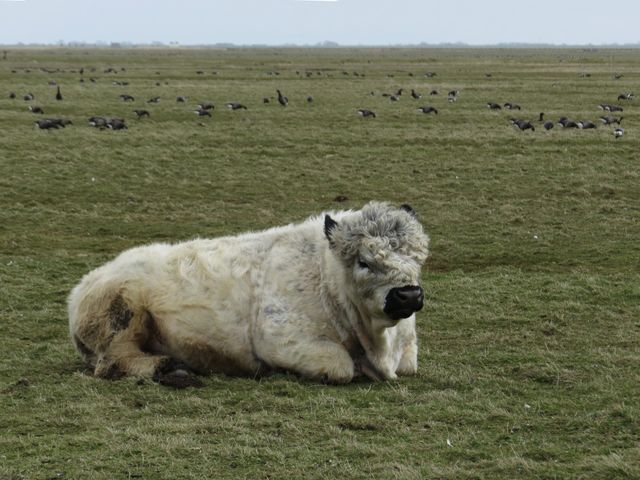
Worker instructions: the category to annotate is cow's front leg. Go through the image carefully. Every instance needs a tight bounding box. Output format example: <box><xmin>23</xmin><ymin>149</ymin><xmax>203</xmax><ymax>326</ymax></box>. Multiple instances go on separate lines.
<box><xmin>255</xmin><ymin>335</ymin><xmax>355</xmax><ymax>384</ymax></box>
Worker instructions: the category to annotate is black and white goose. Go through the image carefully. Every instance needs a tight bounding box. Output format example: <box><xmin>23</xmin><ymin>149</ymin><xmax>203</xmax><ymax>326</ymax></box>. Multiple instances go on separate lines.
<box><xmin>147</xmin><ymin>96</ymin><xmax>161</xmax><ymax>103</ymax></box>
<box><xmin>614</xmin><ymin>128</ymin><xmax>624</xmax><ymax>139</ymax></box>
<box><xmin>23</xmin><ymin>93</ymin><xmax>34</xmax><ymax>101</ymax></box>
<box><xmin>504</xmin><ymin>102</ymin><xmax>521</xmax><ymax>110</ymax></box>
<box><xmin>539</xmin><ymin>112</ymin><xmax>544</xmax><ymax>122</ymax></box>
<box><xmin>277</xmin><ymin>89</ymin><xmax>288</xmax><ymax>106</ymax></box>
<box><xmin>176</xmin><ymin>96</ymin><xmax>188</xmax><ymax>103</ymax></box>
<box><xmin>417</xmin><ymin>106</ymin><xmax>438</xmax><ymax>114</ymax></box>
<box><xmin>119</xmin><ymin>94</ymin><xmax>135</xmax><ymax>102</ymax></box>
<box><xmin>487</xmin><ymin>102</ymin><xmax>502</xmax><ymax>110</ymax></box>
<box><xmin>133</xmin><ymin>109</ymin><xmax>150</xmax><ymax>119</ymax></box>
<box><xmin>599</xmin><ymin>116</ymin><xmax>623</xmax><ymax>125</ymax></box>
<box><xmin>107</xmin><ymin>118</ymin><xmax>127</xmax><ymax>130</ymax></box>
<box><xmin>226</xmin><ymin>102</ymin><xmax>247</xmax><ymax>110</ymax></box>
<box><xmin>55</xmin><ymin>86</ymin><xmax>63</xmax><ymax>101</ymax></box>
<box><xmin>410</xmin><ymin>89</ymin><xmax>422</xmax><ymax>99</ymax></box>
<box><xmin>544</xmin><ymin>121</ymin><xmax>554</xmax><ymax>130</ymax></box>
<box><xmin>194</xmin><ymin>109</ymin><xmax>212</xmax><ymax>117</ymax></box>
<box><xmin>196</xmin><ymin>102</ymin><xmax>214</xmax><ymax>111</ymax></box>
<box><xmin>512</xmin><ymin>119</ymin><xmax>535</xmax><ymax>131</ymax></box>
<box><xmin>558</xmin><ymin>117</ymin><xmax>579</xmax><ymax>128</ymax></box>
<box><xmin>617</xmin><ymin>92</ymin><xmax>634</xmax><ymax>101</ymax></box>
<box><xmin>577</xmin><ymin>120</ymin><xmax>596</xmax><ymax>129</ymax></box>
<box><xmin>357</xmin><ymin>109</ymin><xmax>376</xmax><ymax>118</ymax></box>
<box><xmin>28</xmin><ymin>105</ymin><xmax>44</xmax><ymax>114</ymax></box>
<box><xmin>429</xmin><ymin>89</ymin><xmax>438</xmax><ymax>96</ymax></box>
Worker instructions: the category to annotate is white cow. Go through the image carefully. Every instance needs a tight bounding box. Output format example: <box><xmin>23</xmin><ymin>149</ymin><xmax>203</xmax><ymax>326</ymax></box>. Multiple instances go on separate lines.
<box><xmin>68</xmin><ymin>202</ymin><xmax>430</xmax><ymax>387</ymax></box>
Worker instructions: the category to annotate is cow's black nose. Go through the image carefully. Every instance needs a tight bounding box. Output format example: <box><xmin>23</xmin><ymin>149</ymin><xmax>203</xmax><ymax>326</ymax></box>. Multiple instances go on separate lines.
<box><xmin>384</xmin><ymin>285</ymin><xmax>424</xmax><ymax>320</ymax></box>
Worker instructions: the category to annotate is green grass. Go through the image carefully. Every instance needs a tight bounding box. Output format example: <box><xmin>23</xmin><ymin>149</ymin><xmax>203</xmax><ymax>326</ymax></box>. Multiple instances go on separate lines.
<box><xmin>0</xmin><ymin>47</ymin><xmax>639</xmax><ymax>479</ymax></box>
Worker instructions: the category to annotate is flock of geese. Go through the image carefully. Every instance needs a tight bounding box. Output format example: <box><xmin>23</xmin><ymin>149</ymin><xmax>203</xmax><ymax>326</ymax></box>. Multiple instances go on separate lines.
<box><xmin>5</xmin><ymin>69</ymin><xmax>633</xmax><ymax>139</ymax></box>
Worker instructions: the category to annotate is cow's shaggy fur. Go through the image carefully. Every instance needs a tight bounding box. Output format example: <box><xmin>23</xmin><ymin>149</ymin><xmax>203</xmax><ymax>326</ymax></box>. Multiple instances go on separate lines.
<box><xmin>68</xmin><ymin>202</ymin><xmax>430</xmax><ymax>386</ymax></box>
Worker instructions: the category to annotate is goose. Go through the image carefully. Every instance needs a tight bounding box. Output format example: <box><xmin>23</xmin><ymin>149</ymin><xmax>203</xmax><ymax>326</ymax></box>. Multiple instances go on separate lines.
<box><xmin>389</xmin><ymin>95</ymin><xmax>400</xmax><ymax>102</ymax></box>
<box><xmin>448</xmin><ymin>90</ymin><xmax>459</xmax><ymax>98</ymax></box>
<box><xmin>395</xmin><ymin>88</ymin><xmax>404</xmax><ymax>96</ymax></box>
<box><xmin>411</xmin><ymin>89</ymin><xmax>422</xmax><ymax>99</ymax></box>
<box><xmin>194</xmin><ymin>109</ymin><xmax>212</xmax><ymax>117</ymax></box>
<box><xmin>176</xmin><ymin>96</ymin><xmax>188</xmax><ymax>103</ymax></box>
<box><xmin>226</xmin><ymin>102</ymin><xmax>247</xmax><ymax>110</ymax></box>
<box><xmin>614</xmin><ymin>128</ymin><xmax>624</xmax><ymax>139</ymax></box>
<box><xmin>429</xmin><ymin>89</ymin><xmax>438</xmax><ymax>96</ymax></box>
<box><xmin>55</xmin><ymin>86</ymin><xmax>62</xmax><ymax>101</ymax></box>
<box><xmin>277</xmin><ymin>89</ymin><xmax>288</xmax><ymax>106</ymax></box>
<box><xmin>577</xmin><ymin>120</ymin><xmax>596</xmax><ymax>129</ymax></box>
<box><xmin>35</xmin><ymin>119</ymin><xmax>60</xmax><ymax>130</ymax></box>
<box><xmin>512</xmin><ymin>119</ymin><xmax>535</xmax><ymax>131</ymax></box>
<box><xmin>23</xmin><ymin>93</ymin><xmax>35</xmax><ymax>101</ymax></box>
<box><xmin>613</xmin><ymin>73</ymin><xmax>623</xmax><ymax>80</ymax></box>
<box><xmin>487</xmin><ymin>102</ymin><xmax>502</xmax><ymax>110</ymax></box>
<box><xmin>544</xmin><ymin>121</ymin><xmax>554</xmax><ymax>130</ymax></box>
<box><xmin>197</xmin><ymin>102</ymin><xmax>214</xmax><ymax>111</ymax></box>
<box><xmin>558</xmin><ymin>117</ymin><xmax>579</xmax><ymax>128</ymax></box>
<box><xmin>119</xmin><ymin>94</ymin><xmax>135</xmax><ymax>102</ymax></box>
<box><xmin>134</xmin><ymin>109</ymin><xmax>150</xmax><ymax>119</ymax></box>
<box><xmin>417</xmin><ymin>106</ymin><xmax>438</xmax><ymax>114</ymax></box>
<box><xmin>89</xmin><ymin>116</ymin><xmax>108</xmax><ymax>128</ymax></box>
<box><xmin>147</xmin><ymin>96</ymin><xmax>161</xmax><ymax>103</ymax></box>
<box><xmin>599</xmin><ymin>104</ymin><xmax>623</xmax><ymax>112</ymax></box>
<box><xmin>28</xmin><ymin>106</ymin><xmax>44</xmax><ymax>114</ymax></box>
<box><xmin>617</xmin><ymin>93</ymin><xmax>633</xmax><ymax>101</ymax></box>
<box><xmin>263</xmin><ymin>97</ymin><xmax>270</xmax><ymax>104</ymax></box>
<box><xmin>107</xmin><ymin>118</ymin><xmax>127</xmax><ymax>130</ymax></box>
<box><xmin>504</xmin><ymin>102</ymin><xmax>521</xmax><ymax>110</ymax></box>
<box><xmin>539</xmin><ymin>112</ymin><xmax>544</xmax><ymax>122</ymax></box>
<box><xmin>8</xmin><ymin>92</ymin><xmax>16</xmax><ymax>99</ymax></box>
<box><xmin>599</xmin><ymin>116</ymin><xmax>623</xmax><ymax>125</ymax></box>
<box><xmin>357</xmin><ymin>109</ymin><xmax>376</xmax><ymax>118</ymax></box>
<box><xmin>307</xmin><ymin>95</ymin><xmax>313</xmax><ymax>103</ymax></box>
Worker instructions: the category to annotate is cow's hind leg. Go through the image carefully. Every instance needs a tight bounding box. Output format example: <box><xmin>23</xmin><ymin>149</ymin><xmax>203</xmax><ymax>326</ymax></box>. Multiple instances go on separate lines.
<box><xmin>91</xmin><ymin>296</ymin><xmax>202</xmax><ymax>388</ymax></box>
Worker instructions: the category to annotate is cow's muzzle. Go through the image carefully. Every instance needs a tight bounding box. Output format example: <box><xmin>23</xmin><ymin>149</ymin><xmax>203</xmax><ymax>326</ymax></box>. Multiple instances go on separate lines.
<box><xmin>383</xmin><ymin>285</ymin><xmax>424</xmax><ymax>320</ymax></box>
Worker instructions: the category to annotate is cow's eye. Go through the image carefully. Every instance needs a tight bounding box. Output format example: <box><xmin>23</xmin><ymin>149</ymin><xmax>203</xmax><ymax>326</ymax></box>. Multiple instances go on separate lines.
<box><xmin>357</xmin><ymin>259</ymin><xmax>371</xmax><ymax>270</ymax></box>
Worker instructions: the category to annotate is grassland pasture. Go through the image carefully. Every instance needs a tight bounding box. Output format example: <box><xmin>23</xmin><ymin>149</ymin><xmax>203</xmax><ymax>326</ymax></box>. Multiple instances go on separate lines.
<box><xmin>0</xmin><ymin>47</ymin><xmax>638</xmax><ymax>479</ymax></box>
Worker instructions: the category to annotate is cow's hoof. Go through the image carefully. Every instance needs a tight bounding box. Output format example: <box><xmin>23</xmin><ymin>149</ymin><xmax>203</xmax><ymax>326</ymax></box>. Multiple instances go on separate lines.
<box><xmin>154</xmin><ymin>369</ymin><xmax>204</xmax><ymax>389</ymax></box>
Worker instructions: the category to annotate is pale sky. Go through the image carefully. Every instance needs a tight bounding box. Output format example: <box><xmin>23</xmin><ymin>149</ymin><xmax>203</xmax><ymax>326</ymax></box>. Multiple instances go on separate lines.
<box><xmin>0</xmin><ymin>0</ymin><xmax>638</xmax><ymax>46</ymax></box>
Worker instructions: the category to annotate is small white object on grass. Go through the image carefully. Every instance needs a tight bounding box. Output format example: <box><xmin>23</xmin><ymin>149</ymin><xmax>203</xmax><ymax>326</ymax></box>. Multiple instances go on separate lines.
<box><xmin>446</xmin><ymin>438</ymin><xmax>453</xmax><ymax>447</ymax></box>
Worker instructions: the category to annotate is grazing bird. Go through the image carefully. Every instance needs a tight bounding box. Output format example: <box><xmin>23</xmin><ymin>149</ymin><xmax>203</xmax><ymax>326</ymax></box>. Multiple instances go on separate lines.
<box><xmin>599</xmin><ymin>103</ymin><xmax>623</xmax><ymax>112</ymax></box>
<box><xmin>511</xmin><ymin>119</ymin><xmax>535</xmax><ymax>131</ymax></box>
<box><xmin>89</xmin><ymin>116</ymin><xmax>108</xmax><ymax>128</ymax></box>
<box><xmin>558</xmin><ymin>117</ymin><xmax>579</xmax><ymax>128</ymax></box>
<box><xmin>35</xmin><ymin>119</ymin><xmax>60</xmax><ymax>130</ymax></box>
<box><xmin>23</xmin><ymin>93</ymin><xmax>35</xmax><ymax>101</ymax></box>
<box><xmin>306</xmin><ymin>95</ymin><xmax>313</xmax><ymax>103</ymax></box>
<box><xmin>134</xmin><ymin>109</ymin><xmax>150</xmax><ymax>119</ymax></box>
<box><xmin>504</xmin><ymin>102</ymin><xmax>521</xmax><ymax>110</ymax></box>
<box><xmin>28</xmin><ymin>106</ymin><xmax>44</xmax><ymax>114</ymax></box>
<box><xmin>119</xmin><ymin>94</ymin><xmax>135</xmax><ymax>102</ymax></box>
<box><xmin>539</xmin><ymin>112</ymin><xmax>544</xmax><ymax>122</ymax></box>
<box><xmin>107</xmin><ymin>118</ymin><xmax>127</xmax><ymax>130</ymax></box>
<box><xmin>226</xmin><ymin>102</ymin><xmax>247</xmax><ymax>110</ymax></box>
<box><xmin>55</xmin><ymin>86</ymin><xmax>63</xmax><ymax>101</ymax></box>
<box><xmin>357</xmin><ymin>109</ymin><xmax>376</xmax><ymax>118</ymax></box>
<box><xmin>544</xmin><ymin>121</ymin><xmax>554</xmax><ymax>130</ymax></box>
<box><xmin>395</xmin><ymin>88</ymin><xmax>404</xmax><ymax>96</ymax></box>
<box><xmin>194</xmin><ymin>109</ymin><xmax>212</xmax><ymax>117</ymax></box>
<box><xmin>429</xmin><ymin>89</ymin><xmax>438</xmax><ymax>96</ymax></box>
<box><xmin>263</xmin><ymin>97</ymin><xmax>270</xmax><ymax>104</ymax></box>
<box><xmin>277</xmin><ymin>89</ymin><xmax>288</xmax><ymax>106</ymax></box>
<box><xmin>176</xmin><ymin>96</ymin><xmax>187</xmax><ymax>103</ymax></box>
<box><xmin>487</xmin><ymin>102</ymin><xmax>502</xmax><ymax>110</ymax></box>
<box><xmin>417</xmin><ymin>106</ymin><xmax>438</xmax><ymax>114</ymax></box>
<box><xmin>8</xmin><ymin>92</ymin><xmax>16</xmax><ymax>99</ymax></box>
<box><xmin>599</xmin><ymin>116</ymin><xmax>623</xmax><ymax>125</ymax></box>
<box><xmin>410</xmin><ymin>89</ymin><xmax>422</xmax><ymax>99</ymax></box>
<box><xmin>389</xmin><ymin>95</ymin><xmax>400</xmax><ymax>102</ymax></box>
<box><xmin>196</xmin><ymin>102</ymin><xmax>214</xmax><ymax>111</ymax></box>
<box><xmin>424</xmin><ymin>72</ymin><xmax>437</xmax><ymax>78</ymax></box>
<box><xmin>147</xmin><ymin>96</ymin><xmax>161</xmax><ymax>103</ymax></box>
<box><xmin>617</xmin><ymin>92</ymin><xmax>634</xmax><ymax>101</ymax></box>
<box><xmin>448</xmin><ymin>90</ymin><xmax>459</xmax><ymax>98</ymax></box>
<box><xmin>577</xmin><ymin>120</ymin><xmax>596</xmax><ymax>129</ymax></box>
<box><xmin>614</xmin><ymin>128</ymin><xmax>624</xmax><ymax>139</ymax></box>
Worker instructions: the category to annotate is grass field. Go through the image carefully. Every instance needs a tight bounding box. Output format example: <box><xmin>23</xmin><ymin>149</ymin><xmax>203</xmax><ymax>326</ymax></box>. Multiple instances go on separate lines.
<box><xmin>0</xmin><ymin>46</ymin><xmax>639</xmax><ymax>479</ymax></box>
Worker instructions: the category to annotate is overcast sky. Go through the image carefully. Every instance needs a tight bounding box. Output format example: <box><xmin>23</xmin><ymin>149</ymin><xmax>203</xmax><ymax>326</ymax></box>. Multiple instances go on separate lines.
<box><xmin>0</xmin><ymin>0</ymin><xmax>638</xmax><ymax>46</ymax></box>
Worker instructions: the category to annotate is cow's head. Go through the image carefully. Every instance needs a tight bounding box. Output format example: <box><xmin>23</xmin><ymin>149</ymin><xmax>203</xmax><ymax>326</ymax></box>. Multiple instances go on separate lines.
<box><xmin>324</xmin><ymin>202</ymin><xmax>430</xmax><ymax>324</ymax></box>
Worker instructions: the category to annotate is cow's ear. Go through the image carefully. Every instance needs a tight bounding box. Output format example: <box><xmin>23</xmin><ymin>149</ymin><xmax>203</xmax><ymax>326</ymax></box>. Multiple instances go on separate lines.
<box><xmin>400</xmin><ymin>203</ymin><xmax>418</xmax><ymax>219</ymax></box>
<box><xmin>324</xmin><ymin>214</ymin><xmax>339</xmax><ymax>244</ymax></box>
